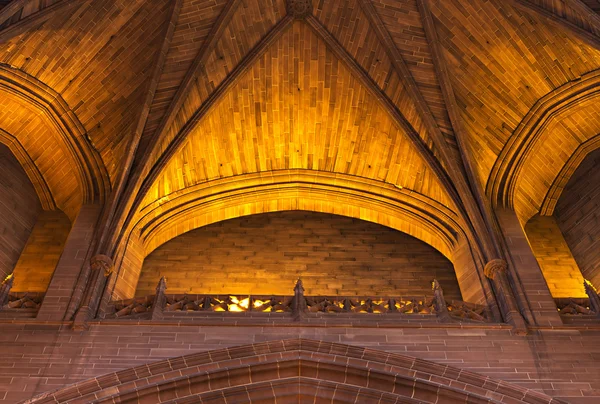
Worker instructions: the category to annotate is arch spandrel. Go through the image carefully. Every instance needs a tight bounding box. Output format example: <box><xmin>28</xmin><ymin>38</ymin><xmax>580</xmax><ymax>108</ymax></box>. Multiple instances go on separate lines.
<box><xmin>23</xmin><ymin>339</ymin><xmax>568</xmax><ymax>404</ymax></box>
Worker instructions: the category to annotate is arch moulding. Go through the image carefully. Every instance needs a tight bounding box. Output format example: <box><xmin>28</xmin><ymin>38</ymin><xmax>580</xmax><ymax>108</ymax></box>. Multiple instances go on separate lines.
<box><xmin>0</xmin><ymin>64</ymin><xmax>110</xmax><ymax>217</ymax></box>
<box><xmin>24</xmin><ymin>339</ymin><xmax>567</xmax><ymax>404</ymax></box>
<box><xmin>109</xmin><ymin>170</ymin><xmax>490</xmax><ymax>306</ymax></box>
<box><xmin>487</xmin><ymin>68</ymin><xmax>600</xmax><ymax>223</ymax></box>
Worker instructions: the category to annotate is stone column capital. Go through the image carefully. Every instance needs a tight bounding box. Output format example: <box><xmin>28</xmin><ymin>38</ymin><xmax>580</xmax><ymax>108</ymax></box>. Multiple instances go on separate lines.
<box><xmin>484</xmin><ymin>259</ymin><xmax>508</xmax><ymax>280</ymax></box>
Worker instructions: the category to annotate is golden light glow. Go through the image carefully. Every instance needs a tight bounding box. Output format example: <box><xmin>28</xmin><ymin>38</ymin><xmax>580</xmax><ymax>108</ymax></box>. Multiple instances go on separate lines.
<box><xmin>228</xmin><ymin>296</ymin><xmax>250</xmax><ymax>312</ymax></box>
<box><xmin>584</xmin><ymin>279</ymin><xmax>597</xmax><ymax>293</ymax></box>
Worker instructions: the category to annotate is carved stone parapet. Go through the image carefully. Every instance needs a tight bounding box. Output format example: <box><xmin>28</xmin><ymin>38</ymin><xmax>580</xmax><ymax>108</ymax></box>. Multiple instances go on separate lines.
<box><xmin>286</xmin><ymin>0</ymin><xmax>312</xmax><ymax>19</ymax></box>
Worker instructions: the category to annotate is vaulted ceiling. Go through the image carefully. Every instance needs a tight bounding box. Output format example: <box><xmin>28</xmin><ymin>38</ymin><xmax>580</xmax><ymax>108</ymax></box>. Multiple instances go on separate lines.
<box><xmin>0</xmin><ymin>0</ymin><xmax>599</xmax><ymax>258</ymax></box>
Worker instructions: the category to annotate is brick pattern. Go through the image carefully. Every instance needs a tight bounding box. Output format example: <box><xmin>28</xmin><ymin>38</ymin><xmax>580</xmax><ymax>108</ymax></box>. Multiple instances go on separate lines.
<box><xmin>428</xmin><ymin>0</ymin><xmax>600</xmax><ymax>189</ymax></box>
<box><xmin>0</xmin><ymin>144</ymin><xmax>40</xmax><ymax>280</ymax></box>
<box><xmin>371</xmin><ymin>0</ymin><xmax>454</xmax><ymax>142</ymax></box>
<box><xmin>0</xmin><ymin>0</ymin><xmax>61</xmax><ymax>30</ymax></box>
<box><xmin>146</xmin><ymin>22</ymin><xmax>451</xmax><ymax>208</ymax></box>
<box><xmin>136</xmin><ymin>211</ymin><xmax>462</xmax><ymax>299</ymax></box>
<box><xmin>0</xmin><ymin>95</ymin><xmax>81</xmax><ymax>220</ymax></box>
<box><xmin>515</xmin><ymin>95</ymin><xmax>600</xmax><ymax>224</ymax></box>
<box><xmin>495</xmin><ymin>208</ymin><xmax>562</xmax><ymax>327</ymax></box>
<box><xmin>524</xmin><ymin>215</ymin><xmax>586</xmax><ymax>298</ymax></box>
<box><xmin>36</xmin><ymin>204</ymin><xmax>102</xmax><ymax>321</ymax></box>
<box><xmin>526</xmin><ymin>0</ymin><xmax>600</xmax><ymax>36</ymax></box>
<box><xmin>312</xmin><ymin>0</ymin><xmax>435</xmax><ymax>155</ymax></box>
<box><xmin>0</xmin><ymin>323</ymin><xmax>599</xmax><ymax>403</ymax></box>
<box><xmin>555</xmin><ymin>149</ymin><xmax>600</xmax><ymax>288</ymax></box>
<box><xmin>11</xmin><ymin>210</ymin><xmax>71</xmax><ymax>293</ymax></box>
<box><xmin>0</xmin><ymin>0</ymin><xmax>173</xmax><ymax>181</ymax></box>
<box><xmin>24</xmin><ymin>339</ymin><xmax>564</xmax><ymax>404</ymax></box>
<box><xmin>134</xmin><ymin>0</ymin><xmax>229</xmax><ymax>162</ymax></box>
<box><xmin>152</xmin><ymin>0</ymin><xmax>287</xmax><ymax>170</ymax></box>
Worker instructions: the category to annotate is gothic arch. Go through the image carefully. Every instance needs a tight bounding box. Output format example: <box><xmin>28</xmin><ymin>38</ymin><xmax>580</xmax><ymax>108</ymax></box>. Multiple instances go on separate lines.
<box><xmin>0</xmin><ymin>65</ymin><xmax>110</xmax><ymax>219</ymax></box>
<box><xmin>487</xmin><ymin>69</ymin><xmax>600</xmax><ymax>223</ymax></box>
<box><xmin>110</xmin><ymin>170</ymin><xmax>490</xmax><ymax>305</ymax></box>
<box><xmin>24</xmin><ymin>339</ymin><xmax>566</xmax><ymax>404</ymax></box>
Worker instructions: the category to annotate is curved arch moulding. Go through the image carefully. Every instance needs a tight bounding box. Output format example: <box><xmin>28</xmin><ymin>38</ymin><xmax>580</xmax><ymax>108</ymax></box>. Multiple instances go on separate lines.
<box><xmin>109</xmin><ymin>170</ymin><xmax>489</xmax><ymax>304</ymax></box>
<box><xmin>487</xmin><ymin>69</ymin><xmax>600</xmax><ymax>224</ymax></box>
<box><xmin>0</xmin><ymin>65</ymin><xmax>110</xmax><ymax>219</ymax></box>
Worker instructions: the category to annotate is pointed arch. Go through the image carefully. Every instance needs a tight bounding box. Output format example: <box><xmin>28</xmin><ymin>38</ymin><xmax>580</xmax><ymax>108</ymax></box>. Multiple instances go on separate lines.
<box><xmin>487</xmin><ymin>69</ymin><xmax>600</xmax><ymax>224</ymax></box>
<box><xmin>0</xmin><ymin>65</ymin><xmax>110</xmax><ymax>219</ymax></box>
<box><xmin>110</xmin><ymin>170</ymin><xmax>490</xmax><ymax>306</ymax></box>
<box><xmin>25</xmin><ymin>339</ymin><xmax>567</xmax><ymax>404</ymax></box>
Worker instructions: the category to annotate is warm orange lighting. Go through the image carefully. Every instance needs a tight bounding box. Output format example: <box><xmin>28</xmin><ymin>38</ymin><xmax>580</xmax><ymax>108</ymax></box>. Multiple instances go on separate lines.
<box><xmin>584</xmin><ymin>279</ymin><xmax>597</xmax><ymax>293</ymax></box>
<box><xmin>228</xmin><ymin>296</ymin><xmax>250</xmax><ymax>312</ymax></box>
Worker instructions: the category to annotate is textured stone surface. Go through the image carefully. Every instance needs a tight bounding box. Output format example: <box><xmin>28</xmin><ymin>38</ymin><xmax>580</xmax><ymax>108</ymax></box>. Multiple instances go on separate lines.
<box><xmin>525</xmin><ymin>215</ymin><xmax>586</xmax><ymax>298</ymax></box>
<box><xmin>0</xmin><ymin>144</ymin><xmax>40</xmax><ymax>280</ymax></box>
<box><xmin>0</xmin><ymin>322</ymin><xmax>598</xmax><ymax>403</ymax></box>
<box><xmin>556</xmin><ymin>149</ymin><xmax>600</xmax><ymax>289</ymax></box>
<box><xmin>11</xmin><ymin>210</ymin><xmax>70</xmax><ymax>293</ymax></box>
<box><xmin>137</xmin><ymin>211</ymin><xmax>462</xmax><ymax>299</ymax></box>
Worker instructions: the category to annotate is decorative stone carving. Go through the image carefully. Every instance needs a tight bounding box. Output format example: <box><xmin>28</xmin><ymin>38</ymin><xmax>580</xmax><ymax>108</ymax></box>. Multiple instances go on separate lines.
<box><xmin>432</xmin><ymin>279</ymin><xmax>451</xmax><ymax>322</ymax></box>
<box><xmin>484</xmin><ymin>258</ymin><xmax>507</xmax><ymax>279</ymax></box>
<box><xmin>286</xmin><ymin>0</ymin><xmax>312</xmax><ymax>19</ymax></box>
<box><xmin>583</xmin><ymin>279</ymin><xmax>600</xmax><ymax>317</ymax></box>
<box><xmin>90</xmin><ymin>254</ymin><xmax>113</xmax><ymax>277</ymax></box>
<box><xmin>151</xmin><ymin>277</ymin><xmax>168</xmax><ymax>320</ymax></box>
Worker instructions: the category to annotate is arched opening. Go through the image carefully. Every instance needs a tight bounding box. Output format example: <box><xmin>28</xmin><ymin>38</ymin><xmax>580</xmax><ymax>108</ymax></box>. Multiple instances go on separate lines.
<box><xmin>554</xmin><ymin>148</ymin><xmax>600</xmax><ymax>290</ymax></box>
<box><xmin>135</xmin><ymin>210</ymin><xmax>463</xmax><ymax>299</ymax></box>
<box><xmin>0</xmin><ymin>144</ymin><xmax>70</xmax><ymax>294</ymax></box>
<box><xmin>24</xmin><ymin>339</ymin><xmax>567</xmax><ymax>404</ymax></box>
<box><xmin>110</xmin><ymin>171</ymin><xmax>490</xmax><ymax>308</ymax></box>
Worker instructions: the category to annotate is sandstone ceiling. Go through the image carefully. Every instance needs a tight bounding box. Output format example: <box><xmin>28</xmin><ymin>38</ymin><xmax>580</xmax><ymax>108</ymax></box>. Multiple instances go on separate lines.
<box><xmin>0</xmin><ymin>0</ymin><xmax>599</xmax><ymax>259</ymax></box>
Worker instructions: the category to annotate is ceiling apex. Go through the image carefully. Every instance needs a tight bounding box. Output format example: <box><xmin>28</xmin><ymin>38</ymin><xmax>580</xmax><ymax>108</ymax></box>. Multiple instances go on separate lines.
<box><xmin>286</xmin><ymin>0</ymin><xmax>312</xmax><ymax>19</ymax></box>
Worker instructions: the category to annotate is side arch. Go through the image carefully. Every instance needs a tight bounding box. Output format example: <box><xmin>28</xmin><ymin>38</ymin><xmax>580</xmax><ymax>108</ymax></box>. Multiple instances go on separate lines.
<box><xmin>487</xmin><ymin>69</ymin><xmax>600</xmax><ymax>223</ymax></box>
<box><xmin>111</xmin><ymin>170</ymin><xmax>489</xmax><ymax>305</ymax></box>
<box><xmin>23</xmin><ymin>339</ymin><xmax>567</xmax><ymax>404</ymax></box>
<box><xmin>0</xmin><ymin>65</ymin><xmax>110</xmax><ymax>219</ymax></box>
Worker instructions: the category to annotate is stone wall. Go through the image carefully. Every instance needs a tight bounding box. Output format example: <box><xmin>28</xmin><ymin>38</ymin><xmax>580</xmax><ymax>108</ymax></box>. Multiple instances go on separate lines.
<box><xmin>0</xmin><ymin>144</ymin><xmax>41</xmax><ymax>280</ymax></box>
<box><xmin>11</xmin><ymin>211</ymin><xmax>71</xmax><ymax>293</ymax></box>
<box><xmin>136</xmin><ymin>211</ymin><xmax>462</xmax><ymax>300</ymax></box>
<box><xmin>0</xmin><ymin>322</ymin><xmax>598</xmax><ymax>403</ymax></box>
<box><xmin>555</xmin><ymin>149</ymin><xmax>600</xmax><ymax>288</ymax></box>
<box><xmin>525</xmin><ymin>215</ymin><xmax>586</xmax><ymax>298</ymax></box>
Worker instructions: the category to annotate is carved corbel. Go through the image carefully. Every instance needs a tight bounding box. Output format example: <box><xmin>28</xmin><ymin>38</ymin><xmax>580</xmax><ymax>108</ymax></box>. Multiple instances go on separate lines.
<box><xmin>485</xmin><ymin>259</ymin><xmax>528</xmax><ymax>335</ymax></box>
